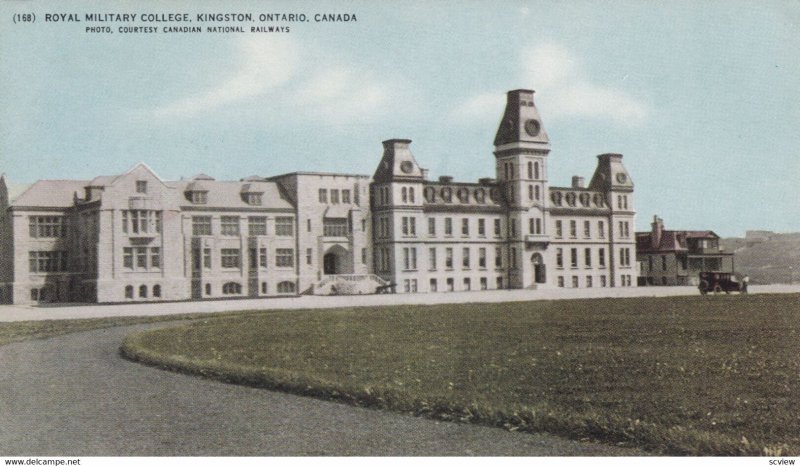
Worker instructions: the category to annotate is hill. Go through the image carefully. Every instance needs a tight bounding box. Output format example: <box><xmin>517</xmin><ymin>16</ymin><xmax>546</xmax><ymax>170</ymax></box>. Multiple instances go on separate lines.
<box><xmin>721</xmin><ymin>232</ymin><xmax>800</xmax><ymax>284</ymax></box>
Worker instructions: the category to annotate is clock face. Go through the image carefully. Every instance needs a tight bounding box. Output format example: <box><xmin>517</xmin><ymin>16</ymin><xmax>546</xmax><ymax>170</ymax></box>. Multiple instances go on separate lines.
<box><xmin>616</xmin><ymin>173</ymin><xmax>627</xmax><ymax>183</ymax></box>
<box><xmin>524</xmin><ymin>119</ymin><xmax>541</xmax><ymax>137</ymax></box>
<box><xmin>400</xmin><ymin>161</ymin><xmax>414</xmax><ymax>174</ymax></box>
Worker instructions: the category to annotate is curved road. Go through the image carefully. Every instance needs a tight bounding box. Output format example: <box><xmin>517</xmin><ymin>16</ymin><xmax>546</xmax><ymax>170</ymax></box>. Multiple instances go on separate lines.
<box><xmin>0</xmin><ymin>324</ymin><xmax>640</xmax><ymax>456</ymax></box>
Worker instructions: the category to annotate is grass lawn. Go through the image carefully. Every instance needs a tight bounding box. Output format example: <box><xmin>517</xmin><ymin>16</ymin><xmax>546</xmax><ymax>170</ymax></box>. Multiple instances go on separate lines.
<box><xmin>121</xmin><ymin>293</ymin><xmax>800</xmax><ymax>456</ymax></box>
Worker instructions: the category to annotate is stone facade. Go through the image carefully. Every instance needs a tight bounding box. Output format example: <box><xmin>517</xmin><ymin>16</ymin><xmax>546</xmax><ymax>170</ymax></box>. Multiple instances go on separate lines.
<box><xmin>0</xmin><ymin>88</ymin><xmax>639</xmax><ymax>304</ymax></box>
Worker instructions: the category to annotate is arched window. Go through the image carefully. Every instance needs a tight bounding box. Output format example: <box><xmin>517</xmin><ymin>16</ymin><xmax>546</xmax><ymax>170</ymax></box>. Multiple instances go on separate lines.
<box><xmin>139</xmin><ymin>285</ymin><xmax>147</xmax><ymax>298</ymax></box>
<box><xmin>125</xmin><ymin>285</ymin><xmax>134</xmax><ymax>299</ymax></box>
<box><xmin>401</xmin><ymin>187</ymin><xmax>408</xmax><ymax>203</ymax></box>
<box><xmin>528</xmin><ymin>185</ymin><xmax>533</xmax><ymax>200</ymax></box>
<box><xmin>409</xmin><ymin>187</ymin><xmax>415</xmax><ymax>203</ymax></box>
<box><xmin>535</xmin><ymin>185</ymin><xmax>541</xmax><ymax>200</ymax></box>
<box><xmin>277</xmin><ymin>281</ymin><xmax>296</xmax><ymax>294</ymax></box>
<box><xmin>527</xmin><ymin>162</ymin><xmax>533</xmax><ymax>179</ymax></box>
<box><xmin>222</xmin><ymin>282</ymin><xmax>242</xmax><ymax>295</ymax></box>
<box><xmin>152</xmin><ymin>284</ymin><xmax>161</xmax><ymax>298</ymax></box>
<box><xmin>534</xmin><ymin>162</ymin><xmax>540</xmax><ymax>180</ymax></box>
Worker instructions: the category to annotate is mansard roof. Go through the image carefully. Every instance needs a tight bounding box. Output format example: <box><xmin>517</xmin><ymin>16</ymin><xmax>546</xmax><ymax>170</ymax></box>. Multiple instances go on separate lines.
<box><xmin>636</xmin><ymin>230</ymin><xmax>720</xmax><ymax>253</ymax></box>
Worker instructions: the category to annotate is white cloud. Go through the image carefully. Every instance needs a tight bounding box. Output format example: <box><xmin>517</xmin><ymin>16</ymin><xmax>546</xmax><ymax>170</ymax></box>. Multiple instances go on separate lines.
<box><xmin>451</xmin><ymin>42</ymin><xmax>649</xmax><ymax>127</ymax></box>
<box><xmin>149</xmin><ymin>36</ymin><xmax>403</xmax><ymax>126</ymax></box>
<box><xmin>152</xmin><ymin>36</ymin><xmax>299</xmax><ymax>119</ymax></box>
<box><xmin>521</xmin><ymin>42</ymin><xmax>649</xmax><ymax>125</ymax></box>
<box><xmin>449</xmin><ymin>92</ymin><xmax>506</xmax><ymax>122</ymax></box>
<box><xmin>294</xmin><ymin>66</ymin><xmax>392</xmax><ymax>123</ymax></box>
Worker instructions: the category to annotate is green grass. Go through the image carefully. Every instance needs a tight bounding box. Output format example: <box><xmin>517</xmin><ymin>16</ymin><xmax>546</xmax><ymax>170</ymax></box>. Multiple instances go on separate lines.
<box><xmin>120</xmin><ymin>294</ymin><xmax>800</xmax><ymax>456</ymax></box>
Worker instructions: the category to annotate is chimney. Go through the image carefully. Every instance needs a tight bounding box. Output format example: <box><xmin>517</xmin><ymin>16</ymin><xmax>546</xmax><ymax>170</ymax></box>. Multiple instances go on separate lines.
<box><xmin>571</xmin><ymin>176</ymin><xmax>585</xmax><ymax>189</ymax></box>
<box><xmin>439</xmin><ymin>176</ymin><xmax>453</xmax><ymax>184</ymax></box>
<box><xmin>651</xmin><ymin>215</ymin><xmax>664</xmax><ymax>249</ymax></box>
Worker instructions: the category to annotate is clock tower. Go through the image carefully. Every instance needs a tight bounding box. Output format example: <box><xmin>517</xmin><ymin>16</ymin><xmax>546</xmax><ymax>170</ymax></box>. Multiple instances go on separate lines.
<box><xmin>493</xmin><ymin>89</ymin><xmax>552</xmax><ymax>289</ymax></box>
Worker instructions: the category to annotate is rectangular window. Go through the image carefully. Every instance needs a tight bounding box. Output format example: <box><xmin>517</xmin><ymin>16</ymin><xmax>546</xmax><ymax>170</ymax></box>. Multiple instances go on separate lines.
<box><xmin>123</xmin><ymin>247</ymin><xmax>133</xmax><ymax>269</ymax></box>
<box><xmin>361</xmin><ymin>248</ymin><xmax>367</xmax><ymax>264</ymax></box>
<box><xmin>260</xmin><ymin>248</ymin><xmax>267</xmax><ymax>268</ymax></box>
<box><xmin>151</xmin><ymin>247</ymin><xmax>160</xmax><ymax>269</ymax></box>
<box><xmin>570</xmin><ymin>248</ymin><xmax>578</xmax><ymax>268</ymax></box>
<box><xmin>570</xmin><ymin>220</ymin><xmax>577</xmax><ymax>238</ymax></box>
<box><xmin>584</xmin><ymin>221</ymin><xmax>591</xmax><ymax>238</ymax></box>
<box><xmin>496</xmin><ymin>276</ymin><xmax>504</xmax><ymax>289</ymax></box>
<box><xmin>463</xmin><ymin>277</ymin><xmax>471</xmax><ymax>291</ymax></box>
<box><xmin>203</xmin><ymin>248</ymin><xmax>212</xmax><ymax>269</ymax></box>
<box><xmin>430</xmin><ymin>278</ymin><xmax>438</xmax><ymax>292</ymax></box>
<box><xmin>323</xmin><ymin>218</ymin><xmax>348</xmax><ymax>236</ymax></box>
<box><xmin>555</xmin><ymin>220</ymin><xmax>562</xmax><ymax>238</ymax></box>
<box><xmin>403</xmin><ymin>247</ymin><xmax>417</xmax><ymax>270</ymax></box>
<box><xmin>122</xmin><ymin>211</ymin><xmax>128</xmax><ymax>234</ymax></box>
<box><xmin>584</xmin><ymin>248</ymin><xmax>592</xmax><ymax>267</ymax></box>
<box><xmin>27</xmin><ymin>251</ymin><xmax>68</xmax><ymax>272</ymax></box>
<box><xmin>342</xmin><ymin>189</ymin><xmax>350</xmax><ymax>203</ymax></box>
<box><xmin>29</xmin><ymin>216</ymin><xmax>67</xmax><ymax>238</ymax></box>
<box><xmin>330</xmin><ymin>189</ymin><xmax>339</xmax><ymax>204</ymax></box>
<box><xmin>221</xmin><ymin>249</ymin><xmax>241</xmax><ymax>268</ymax></box>
<box><xmin>510</xmin><ymin>247</ymin><xmax>517</xmax><ymax>269</ymax></box>
<box><xmin>478</xmin><ymin>218</ymin><xmax>485</xmax><ymax>236</ymax></box>
<box><xmin>479</xmin><ymin>248</ymin><xmax>487</xmax><ymax>268</ymax></box>
<box><xmin>535</xmin><ymin>218</ymin><xmax>542</xmax><ymax>235</ymax></box>
<box><xmin>276</xmin><ymin>248</ymin><xmax>294</xmax><ymax>267</ymax></box>
<box><xmin>587</xmin><ymin>276</ymin><xmax>593</xmax><ymax>288</ymax></box>
<box><xmin>461</xmin><ymin>218</ymin><xmax>469</xmax><ymax>236</ymax></box>
<box><xmin>601</xmin><ymin>275</ymin><xmax>607</xmax><ymax>287</ymax></box>
<box><xmin>428</xmin><ymin>218</ymin><xmax>436</xmax><ymax>236</ymax></box>
<box><xmin>599</xmin><ymin>248</ymin><xmax>606</xmax><ymax>267</ymax></box>
<box><xmin>136</xmin><ymin>180</ymin><xmax>147</xmax><ymax>193</ymax></box>
<box><xmin>598</xmin><ymin>221</ymin><xmax>605</xmax><ymax>238</ymax></box>
<box><xmin>462</xmin><ymin>247</ymin><xmax>470</xmax><ymax>268</ymax></box>
<box><xmin>319</xmin><ymin>189</ymin><xmax>327</xmax><ymax>203</ymax></box>
<box><xmin>275</xmin><ymin>217</ymin><xmax>294</xmax><ymax>236</ymax></box>
<box><xmin>556</xmin><ymin>248</ymin><xmax>563</xmax><ymax>268</ymax></box>
<box><xmin>511</xmin><ymin>219</ymin><xmax>517</xmax><ymax>238</ymax></box>
<box><xmin>495</xmin><ymin>247</ymin><xmax>502</xmax><ymax>268</ymax></box>
<box><xmin>480</xmin><ymin>277</ymin><xmax>488</xmax><ymax>290</ymax></box>
<box><xmin>192</xmin><ymin>216</ymin><xmax>212</xmax><ymax>236</ymax></box>
<box><xmin>494</xmin><ymin>219</ymin><xmax>501</xmax><ymax>236</ymax></box>
<box><xmin>221</xmin><ymin>216</ymin><xmax>240</xmax><ymax>236</ymax></box>
<box><xmin>558</xmin><ymin>276</ymin><xmax>564</xmax><ymax>287</ymax></box>
<box><xmin>572</xmin><ymin>276</ymin><xmax>579</xmax><ymax>288</ymax></box>
<box><xmin>447</xmin><ymin>278</ymin><xmax>455</xmax><ymax>292</ymax></box>
<box><xmin>136</xmin><ymin>247</ymin><xmax>147</xmax><ymax>269</ymax></box>
<box><xmin>445</xmin><ymin>218</ymin><xmax>453</xmax><ymax>236</ymax></box>
<box><xmin>662</xmin><ymin>255</ymin><xmax>667</xmax><ymax>271</ymax></box>
<box><xmin>529</xmin><ymin>218</ymin><xmax>535</xmax><ymax>235</ymax></box>
<box><xmin>429</xmin><ymin>247</ymin><xmax>437</xmax><ymax>270</ymax></box>
<box><xmin>248</xmin><ymin>217</ymin><xmax>267</xmax><ymax>236</ymax></box>
<box><xmin>445</xmin><ymin>247</ymin><xmax>453</xmax><ymax>269</ymax></box>
<box><xmin>307</xmin><ymin>248</ymin><xmax>313</xmax><ymax>265</ymax></box>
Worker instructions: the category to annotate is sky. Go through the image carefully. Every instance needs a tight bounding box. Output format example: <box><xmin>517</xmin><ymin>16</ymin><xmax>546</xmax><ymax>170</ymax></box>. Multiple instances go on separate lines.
<box><xmin>1</xmin><ymin>0</ymin><xmax>798</xmax><ymax>237</ymax></box>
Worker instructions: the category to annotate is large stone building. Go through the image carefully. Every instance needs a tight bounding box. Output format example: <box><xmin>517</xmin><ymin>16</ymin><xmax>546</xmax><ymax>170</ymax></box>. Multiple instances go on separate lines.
<box><xmin>0</xmin><ymin>89</ymin><xmax>638</xmax><ymax>304</ymax></box>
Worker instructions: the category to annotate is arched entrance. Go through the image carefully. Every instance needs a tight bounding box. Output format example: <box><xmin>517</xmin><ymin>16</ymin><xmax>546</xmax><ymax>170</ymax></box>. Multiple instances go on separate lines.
<box><xmin>531</xmin><ymin>253</ymin><xmax>546</xmax><ymax>284</ymax></box>
<box><xmin>322</xmin><ymin>244</ymin><xmax>351</xmax><ymax>275</ymax></box>
<box><xmin>323</xmin><ymin>253</ymin><xmax>337</xmax><ymax>275</ymax></box>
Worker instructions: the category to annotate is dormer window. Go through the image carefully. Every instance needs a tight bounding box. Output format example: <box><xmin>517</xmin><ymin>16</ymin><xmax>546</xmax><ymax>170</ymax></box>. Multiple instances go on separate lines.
<box><xmin>136</xmin><ymin>181</ymin><xmax>147</xmax><ymax>193</ymax></box>
<box><xmin>189</xmin><ymin>191</ymin><xmax>207</xmax><ymax>204</ymax></box>
<box><xmin>244</xmin><ymin>193</ymin><xmax>262</xmax><ymax>206</ymax></box>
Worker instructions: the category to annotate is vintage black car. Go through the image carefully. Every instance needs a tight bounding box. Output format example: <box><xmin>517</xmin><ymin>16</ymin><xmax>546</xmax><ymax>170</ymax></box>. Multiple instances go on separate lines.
<box><xmin>698</xmin><ymin>272</ymin><xmax>742</xmax><ymax>294</ymax></box>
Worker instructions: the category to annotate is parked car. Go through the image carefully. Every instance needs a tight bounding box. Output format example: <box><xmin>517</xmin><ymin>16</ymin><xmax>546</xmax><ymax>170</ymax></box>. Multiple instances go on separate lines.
<box><xmin>698</xmin><ymin>272</ymin><xmax>742</xmax><ymax>294</ymax></box>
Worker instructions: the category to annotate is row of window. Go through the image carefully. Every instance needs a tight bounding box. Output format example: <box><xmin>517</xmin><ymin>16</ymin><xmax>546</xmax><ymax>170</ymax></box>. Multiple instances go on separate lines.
<box><xmin>404</xmin><ymin>276</ymin><xmax>504</xmax><ymax>293</ymax></box>
<box><xmin>555</xmin><ymin>274</ymin><xmax>634</xmax><ymax>288</ymax></box>
<box><xmin>198</xmin><ymin>281</ymin><xmax>296</xmax><ymax>296</ymax></box>
<box><xmin>555</xmin><ymin>219</ymin><xmax>605</xmax><ymax>239</ymax></box>
<box><xmin>554</xmin><ymin>247</ymin><xmax>632</xmax><ymax>269</ymax></box>
<box><xmin>376</xmin><ymin>246</ymin><xmax>511</xmax><ymax>273</ymax></box>
<box><xmin>124</xmin><ymin>284</ymin><xmax>162</xmax><ymax>299</ymax></box>
<box><xmin>122</xmin><ymin>210</ymin><xmax>162</xmax><ymax>235</ymax></box>
<box><xmin>192</xmin><ymin>216</ymin><xmax>293</xmax><ymax>237</ymax></box>
<box><xmin>501</xmin><ymin>160</ymin><xmax>542</xmax><ymax>181</ymax></box>
<box><xmin>29</xmin><ymin>251</ymin><xmax>69</xmax><ymax>273</ymax></box>
<box><xmin>318</xmin><ymin>188</ymin><xmax>355</xmax><ymax>205</ymax></box>
<box><xmin>29</xmin><ymin>216</ymin><xmax>68</xmax><ymax>238</ymax></box>
<box><xmin>191</xmin><ymin>247</ymin><xmax>295</xmax><ymax>269</ymax></box>
<box><xmin>123</xmin><ymin>247</ymin><xmax>160</xmax><ymax>270</ymax></box>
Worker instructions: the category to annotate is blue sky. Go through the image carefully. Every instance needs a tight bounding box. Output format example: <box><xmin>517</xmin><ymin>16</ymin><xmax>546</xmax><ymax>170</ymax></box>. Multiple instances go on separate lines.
<box><xmin>1</xmin><ymin>0</ymin><xmax>798</xmax><ymax>236</ymax></box>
